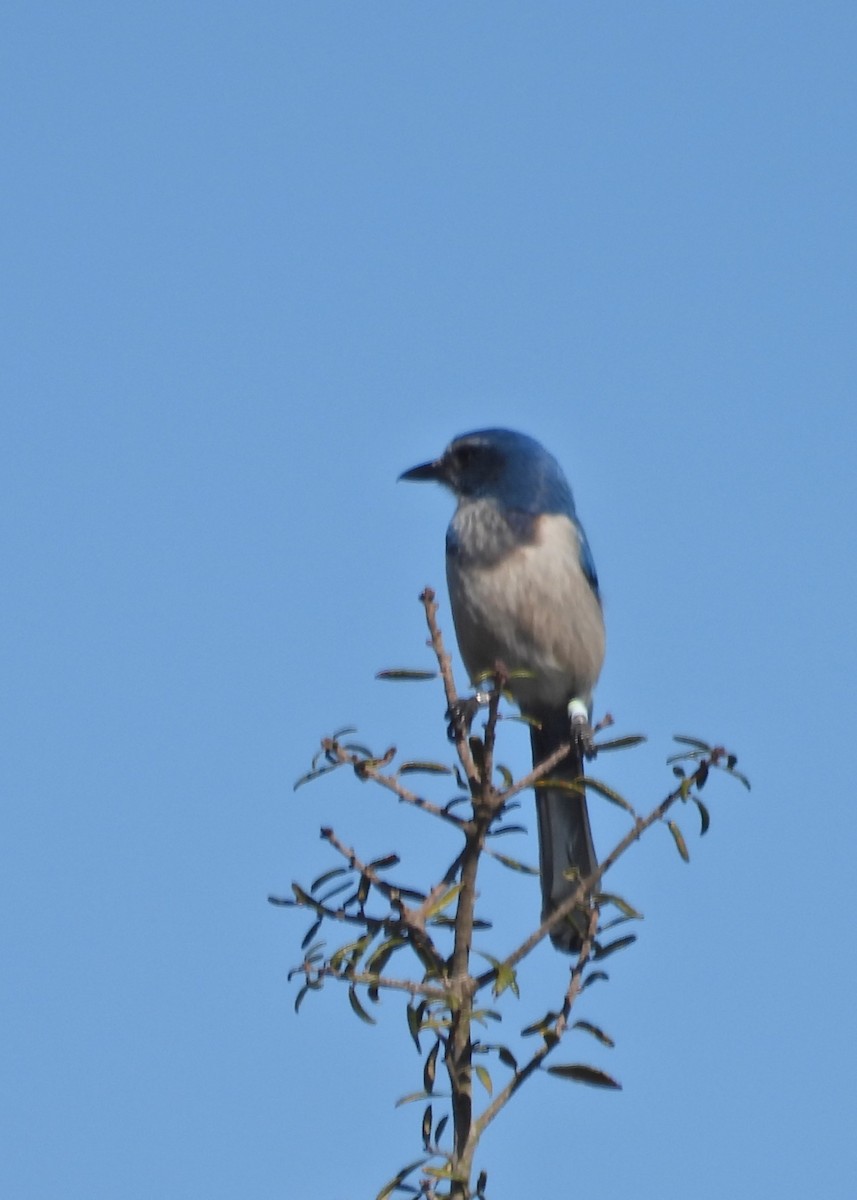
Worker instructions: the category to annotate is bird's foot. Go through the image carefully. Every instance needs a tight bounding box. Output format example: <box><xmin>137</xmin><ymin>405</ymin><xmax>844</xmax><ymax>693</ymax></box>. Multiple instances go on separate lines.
<box><xmin>446</xmin><ymin>691</ymin><xmax>492</xmax><ymax>741</ymax></box>
<box><xmin>568</xmin><ymin>698</ymin><xmax>597</xmax><ymax>760</ymax></box>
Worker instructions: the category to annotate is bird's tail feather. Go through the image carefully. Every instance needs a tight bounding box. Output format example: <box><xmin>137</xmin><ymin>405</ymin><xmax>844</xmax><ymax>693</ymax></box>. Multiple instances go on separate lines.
<box><xmin>530</xmin><ymin>709</ymin><xmax>597</xmax><ymax>953</ymax></box>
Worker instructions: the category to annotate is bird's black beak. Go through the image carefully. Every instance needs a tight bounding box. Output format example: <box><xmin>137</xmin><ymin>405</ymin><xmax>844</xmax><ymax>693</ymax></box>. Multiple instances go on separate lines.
<box><xmin>399</xmin><ymin>457</ymin><xmax>445</xmax><ymax>483</ymax></box>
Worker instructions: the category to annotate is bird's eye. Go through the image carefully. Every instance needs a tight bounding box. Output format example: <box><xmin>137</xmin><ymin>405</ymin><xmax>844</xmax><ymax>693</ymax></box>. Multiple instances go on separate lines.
<box><xmin>453</xmin><ymin>444</ymin><xmax>478</xmax><ymax>470</ymax></box>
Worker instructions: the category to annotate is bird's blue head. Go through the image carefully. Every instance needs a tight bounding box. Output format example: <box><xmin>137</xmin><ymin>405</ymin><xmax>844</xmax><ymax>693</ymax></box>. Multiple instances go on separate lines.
<box><xmin>399</xmin><ymin>428</ymin><xmax>576</xmax><ymax>517</ymax></box>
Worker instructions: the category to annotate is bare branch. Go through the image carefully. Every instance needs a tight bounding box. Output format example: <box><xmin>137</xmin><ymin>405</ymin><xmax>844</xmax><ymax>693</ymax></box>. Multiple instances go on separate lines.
<box><xmin>474</xmin><ymin>752</ymin><xmax>719</xmax><ymax>990</ymax></box>
<box><xmin>320</xmin><ymin>736</ymin><xmax>466</xmax><ymax>826</ymax></box>
<box><xmin>421</xmin><ymin>588</ymin><xmax>481</xmax><ymax>794</ymax></box>
<box><xmin>473</xmin><ymin>907</ymin><xmax>600</xmax><ymax>1139</ymax></box>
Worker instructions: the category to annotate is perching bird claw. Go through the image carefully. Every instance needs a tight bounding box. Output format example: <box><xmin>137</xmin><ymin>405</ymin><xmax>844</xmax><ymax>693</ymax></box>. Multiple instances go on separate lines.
<box><xmin>445</xmin><ymin>691</ymin><xmax>491</xmax><ymax>741</ymax></box>
<box><xmin>571</xmin><ymin>715</ymin><xmax>597</xmax><ymax>761</ymax></box>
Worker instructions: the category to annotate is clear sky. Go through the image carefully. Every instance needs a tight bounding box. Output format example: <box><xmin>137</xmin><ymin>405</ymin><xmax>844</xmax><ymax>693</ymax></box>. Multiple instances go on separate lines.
<box><xmin>3</xmin><ymin>4</ymin><xmax>856</xmax><ymax>1198</ymax></box>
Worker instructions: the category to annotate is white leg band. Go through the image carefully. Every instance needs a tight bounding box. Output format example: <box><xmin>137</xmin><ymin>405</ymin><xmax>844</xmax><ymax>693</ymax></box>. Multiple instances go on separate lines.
<box><xmin>567</xmin><ymin>698</ymin><xmax>588</xmax><ymax>724</ymax></box>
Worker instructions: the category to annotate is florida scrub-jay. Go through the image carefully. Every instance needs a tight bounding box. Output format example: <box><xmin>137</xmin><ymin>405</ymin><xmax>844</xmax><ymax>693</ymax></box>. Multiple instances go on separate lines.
<box><xmin>400</xmin><ymin>428</ymin><xmax>605</xmax><ymax>952</ymax></box>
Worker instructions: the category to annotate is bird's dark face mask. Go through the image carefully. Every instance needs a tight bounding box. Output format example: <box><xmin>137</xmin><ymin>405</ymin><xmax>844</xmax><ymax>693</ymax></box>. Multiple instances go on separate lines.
<box><xmin>400</xmin><ymin>436</ymin><xmax>505</xmax><ymax>498</ymax></box>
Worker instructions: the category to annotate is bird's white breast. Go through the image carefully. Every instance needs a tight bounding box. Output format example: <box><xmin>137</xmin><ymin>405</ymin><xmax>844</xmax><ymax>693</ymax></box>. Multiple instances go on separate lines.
<box><xmin>446</xmin><ymin>510</ymin><xmax>605</xmax><ymax>710</ymax></box>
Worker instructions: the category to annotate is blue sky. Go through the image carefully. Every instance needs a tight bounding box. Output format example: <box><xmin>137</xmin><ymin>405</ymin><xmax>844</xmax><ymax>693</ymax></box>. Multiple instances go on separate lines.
<box><xmin>3</xmin><ymin>4</ymin><xmax>856</xmax><ymax>1197</ymax></box>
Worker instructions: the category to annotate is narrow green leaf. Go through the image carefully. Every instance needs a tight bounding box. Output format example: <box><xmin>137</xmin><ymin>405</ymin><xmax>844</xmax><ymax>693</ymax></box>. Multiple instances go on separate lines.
<box><xmin>547</xmin><ymin>1064</ymin><xmax>622</xmax><ymax>1090</ymax></box>
<box><xmin>421</xmin><ymin>1104</ymin><xmax>432</xmax><ymax>1151</ymax></box>
<box><xmin>428</xmin><ymin>915</ymin><xmax>491</xmax><ymax>931</ymax></box>
<box><xmin>434</xmin><ymin>1113</ymin><xmax>449</xmax><ymax>1144</ymax></box>
<box><xmin>666</xmin><ymin>750</ymin><xmax>705</xmax><ymax>765</ymax></box>
<box><xmin>673</xmin><ymin>734</ymin><xmax>712</xmax><ymax>751</ymax></box>
<box><xmin>573</xmin><ymin>1020</ymin><xmax>615</xmax><ymax>1048</ymax></box>
<box><xmin>398</xmin><ymin>760</ymin><xmax>453</xmax><ymax>776</ymax></box>
<box><xmin>492</xmin><ymin>961</ymin><xmax>519</xmax><ymax>999</ymax></box>
<box><xmin>310</xmin><ymin>866</ymin><xmax>349</xmax><ymax>893</ymax></box>
<box><xmin>423</xmin><ymin>1040</ymin><xmax>440</xmax><ymax>1094</ymax></box>
<box><xmin>521</xmin><ymin>1011</ymin><xmax>559</xmax><ymax>1037</ymax></box>
<box><xmin>484</xmin><ymin>848</ymin><xmax>540</xmax><ymax>874</ymax></box>
<box><xmin>342</xmin><ymin>740</ymin><xmax>375</xmax><ymax>758</ymax></box>
<box><xmin>301</xmin><ymin>918</ymin><xmax>323</xmax><ymax>950</ymax></box>
<box><xmin>534</xmin><ymin>777</ymin><xmax>584</xmax><ymax>794</ymax></box>
<box><xmin>318</xmin><ymin>879</ymin><xmax>354</xmax><ymax>905</ymax></box>
<box><xmin>694</xmin><ymin>797</ymin><xmax>711</xmax><ymax>836</ymax></box>
<box><xmin>596</xmin><ymin>892</ymin><xmax>644</xmax><ymax>920</ymax></box>
<box><xmin>366</xmin><ymin>937</ymin><xmax>406</xmax><ymax>975</ymax></box>
<box><xmin>498</xmin><ymin>1045</ymin><xmax>519</xmax><ymax>1071</ymax></box>
<box><xmin>593</xmin><ymin>934</ymin><xmax>637</xmax><ymax>962</ymax></box>
<box><xmin>598</xmin><ymin>914</ymin><xmax>636</xmax><ymax>933</ymax></box>
<box><xmin>487</xmin><ymin>823</ymin><xmax>527</xmax><ymax>837</ymax></box>
<box><xmin>582</xmin><ymin>970</ymin><xmax>609</xmax><ymax>990</ymax></box>
<box><xmin>406</xmin><ymin>1002</ymin><xmax>424</xmax><ymax>1052</ymax></box>
<box><xmin>376</xmin><ymin>668</ymin><xmax>437</xmax><ymax>681</ymax></box>
<box><xmin>423</xmin><ymin>1163</ymin><xmax>455</xmax><ymax>1180</ymax></box>
<box><xmin>375</xmin><ymin>1158</ymin><xmax>430</xmax><ymax>1200</ymax></box>
<box><xmin>475</xmin><ymin>1064</ymin><xmax>493</xmax><ymax>1095</ymax></box>
<box><xmin>471</xmin><ymin>1008</ymin><xmax>502</xmax><ymax>1025</ymax></box>
<box><xmin>348</xmin><ymin>985</ymin><xmax>376</xmax><ymax>1025</ymax></box>
<box><xmin>595</xmin><ymin>734</ymin><xmax>647</xmax><ymax>752</ymax></box>
<box><xmin>420</xmin><ymin>1013</ymin><xmax>453</xmax><ymax>1032</ymax></box>
<box><xmin>495</xmin><ymin>764</ymin><xmax>514</xmax><ymax>787</ymax></box>
<box><xmin>330</xmin><ymin>934</ymin><xmax>373</xmax><ymax>971</ymax></box>
<box><xmin>667</xmin><ymin>820</ymin><xmax>690</xmax><ymax>862</ymax></box>
<box><xmin>412</xmin><ymin>941</ymin><xmax>445</xmax><ymax>979</ymax></box>
<box><xmin>368</xmin><ymin>853</ymin><xmax>401</xmax><ymax>871</ymax></box>
<box><xmin>476</xmin><ymin>951</ymin><xmax>501</xmax><ymax>970</ymax></box>
<box><xmin>727</xmin><ymin>766</ymin><xmax>752</xmax><ymax>790</ymax></box>
<box><xmin>476</xmin><ymin>1169</ymin><xmax>488</xmax><ymax>1199</ymax></box>
<box><xmin>293</xmin><ymin>763</ymin><xmax>339</xmax><ymax>791</ymax></box>
<box><xmin>582</xmin><ymin>776</ymin><xmax>636</xmax><ymax>814</ymax></box>
<box><xmin>395</xmin><ymin>1091</ymin><xmax>433</xmax><ymax>1108</ymax></box>
<box><xmin>425</xmin><ymin>883</ymin><xmax>463</xmax><ymax>918</ymax></box>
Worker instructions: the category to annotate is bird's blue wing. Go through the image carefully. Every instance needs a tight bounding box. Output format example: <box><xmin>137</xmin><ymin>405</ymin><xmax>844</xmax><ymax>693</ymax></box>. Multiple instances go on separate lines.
<box><xmin>575</xmin><ymin>518</ymin><xmax>600</xmax><ymax>596</ymax></box>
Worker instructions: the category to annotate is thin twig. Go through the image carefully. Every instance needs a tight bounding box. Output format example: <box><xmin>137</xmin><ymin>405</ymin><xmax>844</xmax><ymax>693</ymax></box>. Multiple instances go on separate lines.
<box><xmin>474</xmin><ymin>756</ymin><xmax>714</xmax><ymax>989</ymax></box>
<box><xmin>321</xmin><ymin>737</ymin><xmax>466</xmax><ymax>827</ymax></box>
<box><xmin>307</xmin><ymin>965</ymin><xmax>450</xmax><ymax>1002</ymax></box>
<box><xmin>421</xmin><ymin>588</ymin><xmax>481</xmax><ymax>793</ymax></box>
<box><xmin>320</xmin><ymin>826</ymin><xmax>449</xmax><ymax>976</ymax></box>
<box><xmin>497</xmin><ymin>738</ymin><xmax>577</xmax><ymax>805</ymax></box>
<box><xmin>472</xmin><ymin>907</ymin><xmax>600</xmax><ymax>1139</ymax></box>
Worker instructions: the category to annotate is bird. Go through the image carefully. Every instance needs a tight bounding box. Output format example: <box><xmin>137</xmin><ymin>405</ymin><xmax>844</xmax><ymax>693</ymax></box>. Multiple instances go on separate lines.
<box><xmin>400</xmin><ymin>428</ymin><xmax>605</xmax><ymax>952</ymax></box>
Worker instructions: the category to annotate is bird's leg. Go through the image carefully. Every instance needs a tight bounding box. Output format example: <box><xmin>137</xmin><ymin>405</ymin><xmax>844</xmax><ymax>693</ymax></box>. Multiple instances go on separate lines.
<box><xmin>446</xmin><ymin>690</ymin><xmax>492</xmax><ymax>741</ymax></box>
<box><xmin>567</xmin><ymin>698</ymin><xmax>597</xmax><ymax>760</ymax></box>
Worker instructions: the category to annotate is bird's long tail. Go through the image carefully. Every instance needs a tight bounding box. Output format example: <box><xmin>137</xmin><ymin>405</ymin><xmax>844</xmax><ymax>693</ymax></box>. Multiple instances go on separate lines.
<box><xmin>530</xmin><ymin>708</ymin><xmax>597</xmax><ymax>953</ymax></box>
